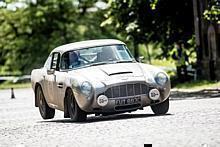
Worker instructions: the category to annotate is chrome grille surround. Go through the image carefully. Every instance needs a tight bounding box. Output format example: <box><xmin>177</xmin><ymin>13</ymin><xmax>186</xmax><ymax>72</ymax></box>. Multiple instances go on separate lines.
<box><xmin>104</xmin><ymin>83</ymin><xmax>149</xmax><ymax>98</ymax></box>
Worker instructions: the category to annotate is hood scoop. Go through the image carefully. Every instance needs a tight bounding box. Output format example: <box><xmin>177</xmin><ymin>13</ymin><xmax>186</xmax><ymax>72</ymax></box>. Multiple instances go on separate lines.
<box><xmin>99</xmin><ymin>65</ymin><xmax>133</xmax><ymax>76</ymax></box>
<box><xmin>109</xmin><ymin>71</ymin><xmax>133</xmax><ymax>76</ymax></box>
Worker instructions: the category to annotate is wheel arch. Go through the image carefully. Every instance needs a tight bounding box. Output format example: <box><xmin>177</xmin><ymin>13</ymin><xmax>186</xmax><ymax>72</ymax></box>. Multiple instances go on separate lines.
<box><xmin>34</xmin><ymin>82</ymin><xmax>42</xmax><ymax>107</ymax></box>
<box><xmin>63</xmin><ymin>87</ymin><xmax>73</xmax><ymax>118</ymax></box>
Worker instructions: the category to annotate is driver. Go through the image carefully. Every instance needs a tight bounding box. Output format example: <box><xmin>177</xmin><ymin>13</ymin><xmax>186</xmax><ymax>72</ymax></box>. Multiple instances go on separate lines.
<box><xmin>69</xmin><ymin>51</ymin><xmax>80</xmax><ymax>68</ymax></box>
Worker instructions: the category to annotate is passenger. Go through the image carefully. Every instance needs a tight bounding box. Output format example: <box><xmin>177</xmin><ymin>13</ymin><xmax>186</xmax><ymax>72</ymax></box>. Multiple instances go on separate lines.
<box><xmin>97</xmin><ymin>46</ymin><xmax>116</xmax><ymax>62</ymax></box>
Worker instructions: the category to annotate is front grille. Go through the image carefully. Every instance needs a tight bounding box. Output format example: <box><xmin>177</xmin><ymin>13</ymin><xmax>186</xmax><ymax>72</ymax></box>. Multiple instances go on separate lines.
<box><xmin>104</xmin><ymin>83</ymin><xmax>148</xmax><ymax>98</ymax></box>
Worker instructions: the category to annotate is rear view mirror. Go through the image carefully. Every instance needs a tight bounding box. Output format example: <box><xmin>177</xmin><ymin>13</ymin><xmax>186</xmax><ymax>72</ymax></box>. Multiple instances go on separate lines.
<box><xmin>47</xmin><ymin>69</ymin><xmax>55</xmax><ymax>75</ymax></box>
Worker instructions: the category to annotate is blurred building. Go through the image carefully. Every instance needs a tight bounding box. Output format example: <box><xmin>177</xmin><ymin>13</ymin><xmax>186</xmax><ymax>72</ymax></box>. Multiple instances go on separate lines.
<box><xmin>193</xmin><ymin>0</ymin><xmax>220</xmax><ymax>80</ymax></box>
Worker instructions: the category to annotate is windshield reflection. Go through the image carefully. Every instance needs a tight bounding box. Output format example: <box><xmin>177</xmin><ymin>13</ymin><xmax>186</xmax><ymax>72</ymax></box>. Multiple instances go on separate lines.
<box><xmin>60</xmin><ymin>45</ymin><xmax>135</xmax><ymax>70</ymax></box>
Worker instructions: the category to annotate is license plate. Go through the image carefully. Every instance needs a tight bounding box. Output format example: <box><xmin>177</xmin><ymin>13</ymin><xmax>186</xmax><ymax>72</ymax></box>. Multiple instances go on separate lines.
<box><xmin>115</xmin><ymin>97</ymin><xmax>141</xmax><ymax>105</ymax></box>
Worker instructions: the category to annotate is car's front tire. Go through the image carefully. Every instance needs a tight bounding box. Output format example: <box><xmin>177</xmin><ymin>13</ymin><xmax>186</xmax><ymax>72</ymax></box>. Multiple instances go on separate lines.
<box><xmin>36</xmin><ymin>86</ymin><xmax>55</xmax><ymax>119</ymax></box>
<box><xmin>66</xmin><ymin>89</ymin><xmax>87</xmax><ymax>122</ymax></box>
<box><xmin>151</xmin><ymin>98</ymin><xmax>169</xmax><ymax>115</ymax></box>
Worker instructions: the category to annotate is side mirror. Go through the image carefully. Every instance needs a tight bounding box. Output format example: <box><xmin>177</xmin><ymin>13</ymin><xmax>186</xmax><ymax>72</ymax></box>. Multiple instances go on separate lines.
<box><xmin>47</xmin><ymin>69</ymin><xmax>55</xmax><ymax>75</ymax></box>
<box><xmin>137</xmin><ymin>56</ymin><xmax>144</xmax><ymax>63</ymax></box>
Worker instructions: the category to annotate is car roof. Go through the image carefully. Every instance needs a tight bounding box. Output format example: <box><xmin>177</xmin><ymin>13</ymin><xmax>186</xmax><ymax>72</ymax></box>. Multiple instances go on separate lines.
<box><xmin>52</xmin><ymin>39</ymin><xmax>125</xmax><ymax>54</ymax></box>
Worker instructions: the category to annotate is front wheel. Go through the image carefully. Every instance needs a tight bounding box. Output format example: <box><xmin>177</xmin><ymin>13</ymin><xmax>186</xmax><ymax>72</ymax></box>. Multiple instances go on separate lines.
<box><xmin>67</xmin><ymin>89</ymin><xmax>87</xmax><ymax>122</ymax></box>
<box><xmin>151</xmin><ymin>98</ymin><xmax>169</xmax><ymax>115</ymax></box>
<box><xmin>36</xmin><ymin>86</ymin><xmax>55</xmax><ymax>119</ymax></box>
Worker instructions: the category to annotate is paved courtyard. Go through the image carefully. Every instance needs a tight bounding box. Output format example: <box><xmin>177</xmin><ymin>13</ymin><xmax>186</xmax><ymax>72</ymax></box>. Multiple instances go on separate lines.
<box><xmin>0</xmin><ymin>88</ymin><xmax>220</xmax><ymax>147</ymax></box>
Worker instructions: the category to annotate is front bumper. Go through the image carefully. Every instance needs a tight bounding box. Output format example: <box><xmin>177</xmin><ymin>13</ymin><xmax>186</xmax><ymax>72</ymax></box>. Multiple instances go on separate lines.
<box><xmin>77</xmin><ymin>81</ymin><xmax>170</xmax><ymax>113</ymax></box>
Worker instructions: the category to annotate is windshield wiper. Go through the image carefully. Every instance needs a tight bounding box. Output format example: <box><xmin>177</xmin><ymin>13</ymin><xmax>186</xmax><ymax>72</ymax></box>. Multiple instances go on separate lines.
<box><xmin>89</xmin><ymin>62</ymin><xmax>110</xmax><ymax>66</ymax></box>
<box><xmin>89</xmin><ymin>60</ymin><xmax>134</xmax><ymax>67</ymax></box>
<box><xmin>115</xmin><ymin>60</ymin><xmax>134</xmax><ymax>63</ymax></box>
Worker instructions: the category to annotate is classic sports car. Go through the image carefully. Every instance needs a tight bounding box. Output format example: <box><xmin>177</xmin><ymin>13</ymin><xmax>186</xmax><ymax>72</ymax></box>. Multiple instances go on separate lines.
<box><xmin>31</xmin><ymin>39</ymin><xmax>171</xmax><ymax>121</ymax></box>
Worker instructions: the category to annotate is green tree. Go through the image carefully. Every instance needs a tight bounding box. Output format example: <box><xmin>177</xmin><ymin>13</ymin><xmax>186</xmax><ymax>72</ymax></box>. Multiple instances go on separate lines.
<box><xmin>102</xmin><ymin>0</ymin><xmax>194</xmax><ymax>59</ymax></box>
<box><xmin>204</xmin><ymin>0</ymin><xmax>220</xmax><ymax>24</ymax></box>
<box><xmin>0</xmin><ymin>0</ymin><xmax>115</xmax><ymax>75</ymax></box>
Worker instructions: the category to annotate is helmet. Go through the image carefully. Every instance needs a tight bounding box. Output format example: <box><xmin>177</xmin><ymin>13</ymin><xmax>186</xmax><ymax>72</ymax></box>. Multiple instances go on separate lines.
<box><xmin>69</xmin><ymin>51</ymin><xmax>80</xmax><ymax>67</ymax></box>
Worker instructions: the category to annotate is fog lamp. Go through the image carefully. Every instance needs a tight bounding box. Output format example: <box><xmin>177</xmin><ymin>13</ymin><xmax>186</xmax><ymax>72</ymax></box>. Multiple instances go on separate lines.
<box><xmin>149</xmin><ymin>89</ymin><xmax>160</xmax><ymax>100</ymax></box>
<box><xmin>97</xmin><ymin>95</ymin><xmax>108</xmax><ymax>107</ymax></box>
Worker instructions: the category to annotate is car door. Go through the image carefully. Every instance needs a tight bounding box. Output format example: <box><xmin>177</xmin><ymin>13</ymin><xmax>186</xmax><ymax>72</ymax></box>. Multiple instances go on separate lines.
<box><xmin>44</xmin><ymin>52</ymin><xmax>60</xmax><ymax>108</ymax></box>
<box><xmin>53</xmin><ymin>71</ymin><xmax>67</xmax><ymax>110</ymax></box>
<box><xmin>51</xmin><ymin>52</ymin><xmax>68</xmax><ymax>110</ymax></box>
<box><xmin>53</xmin><ymin>51</ymin><xmax>70</xmax><ymax>110</ymax></box>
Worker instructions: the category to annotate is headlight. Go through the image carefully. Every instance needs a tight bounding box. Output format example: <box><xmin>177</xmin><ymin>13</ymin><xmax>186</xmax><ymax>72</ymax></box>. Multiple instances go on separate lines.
<box><xmin>81</xmin><ymin>81</ymin><xmax>93</xmax><ymax>97</ymax></box>
<box><xmin>155</xmin><ymin>72</ymin><xmax>168</xmax><ymax>86</ymax></box>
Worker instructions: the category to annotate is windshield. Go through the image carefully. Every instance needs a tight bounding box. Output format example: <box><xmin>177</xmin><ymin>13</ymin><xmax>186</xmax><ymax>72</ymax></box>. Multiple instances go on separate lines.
<box><xmin>60</xmin><ymin>44</ymin><xmax>135</xmax><ymax>70</ymax></box>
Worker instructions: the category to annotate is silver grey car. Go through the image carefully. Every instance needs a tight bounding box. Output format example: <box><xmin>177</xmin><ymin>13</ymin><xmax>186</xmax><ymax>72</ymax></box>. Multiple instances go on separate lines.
<box><xmin>31</xmin><ymin>39</ymin><xmax>171</xmax><ymax>122</ymax></box>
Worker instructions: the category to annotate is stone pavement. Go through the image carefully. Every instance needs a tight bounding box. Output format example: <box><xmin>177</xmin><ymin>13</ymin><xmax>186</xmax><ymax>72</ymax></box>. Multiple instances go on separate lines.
<box><xmin>0</xmin><ymin>88</ymin><xmax>220</xmax><ymax>147</ymax></box>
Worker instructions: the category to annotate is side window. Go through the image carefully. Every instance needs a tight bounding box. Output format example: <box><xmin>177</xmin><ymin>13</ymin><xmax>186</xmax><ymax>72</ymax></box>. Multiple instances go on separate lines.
<box><xmin>51</xmin><ymin>52</ymin><xmax>60</xmax><ymax>71</ymax></box>
<box><xmin>60</xmin><ymin>51</ymin><xmax>80</xmax><ymax>70</ymax></box>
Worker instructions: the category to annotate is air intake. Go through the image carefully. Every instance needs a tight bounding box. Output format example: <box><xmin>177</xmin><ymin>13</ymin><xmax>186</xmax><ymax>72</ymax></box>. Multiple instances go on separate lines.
<box><xmin>109</xmin><ymin>71</ymin><xmax>133</xmax><ymax>76</ymax></box>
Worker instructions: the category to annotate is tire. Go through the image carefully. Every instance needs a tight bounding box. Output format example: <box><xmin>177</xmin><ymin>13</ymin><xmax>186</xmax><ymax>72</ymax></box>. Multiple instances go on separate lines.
<box><xmin>66</xmin><ymin>89</ymin><xmax>87</xmax><ymax>122</ymax></box>
<box><xmin>36</xmin><ymin>86</ymin><xmax>55</xmax><ymax>119</ymax></box>
<box><xmin>151</xmin><ymin>98</ymin><xmax>169</xmax><ymax>115</ymax></box>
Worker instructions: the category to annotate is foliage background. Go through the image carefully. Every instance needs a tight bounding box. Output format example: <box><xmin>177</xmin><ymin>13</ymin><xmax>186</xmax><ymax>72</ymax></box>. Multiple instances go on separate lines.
<box><xmin>0</xmin><ymin>0</ymin><xmax>219</xmax><ymax>76</ymax></box>
<box><xmin>0</xmin><ymin>0</ymin><xmax>116</xmax><ymax>75</ymax></box>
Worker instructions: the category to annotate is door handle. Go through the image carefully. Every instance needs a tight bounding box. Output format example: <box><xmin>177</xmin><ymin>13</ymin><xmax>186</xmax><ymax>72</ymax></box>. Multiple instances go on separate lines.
<box><xmin>57</xmin><ymin>83</ymin><xmax>64</xmax><ymax>88</ymax></box>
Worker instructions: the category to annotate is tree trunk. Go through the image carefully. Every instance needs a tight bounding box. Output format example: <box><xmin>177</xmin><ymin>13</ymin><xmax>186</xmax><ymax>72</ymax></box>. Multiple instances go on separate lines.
<box><xmin>134</xmin><ymin>43</ymin><xmax>139</xmax><ymax>60</ymax></box>
<box><xmin>145</xmin><ymin>44</ymin><xmax>151</xmax><ymax>64</ymax></box>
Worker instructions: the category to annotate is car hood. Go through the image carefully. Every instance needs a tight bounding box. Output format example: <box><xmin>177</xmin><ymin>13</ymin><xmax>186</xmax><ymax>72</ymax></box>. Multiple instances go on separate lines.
<box><xmin>69</xmin><ymin>63</ymin><xmax>149</xmax><ymax>85</ymax></box>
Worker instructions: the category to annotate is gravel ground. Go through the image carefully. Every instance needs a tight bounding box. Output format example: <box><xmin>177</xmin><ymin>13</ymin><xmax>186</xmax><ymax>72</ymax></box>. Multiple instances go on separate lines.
<box><xmin>0</xmin><ymin>88</ymin><xmax>220</xmax><ymax>147</ymax></box>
